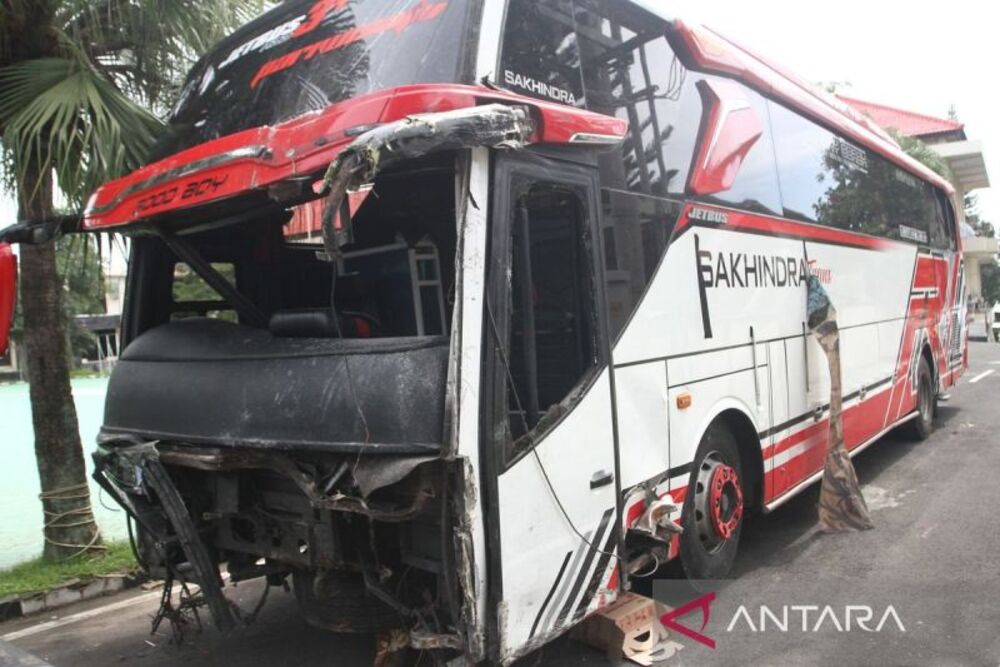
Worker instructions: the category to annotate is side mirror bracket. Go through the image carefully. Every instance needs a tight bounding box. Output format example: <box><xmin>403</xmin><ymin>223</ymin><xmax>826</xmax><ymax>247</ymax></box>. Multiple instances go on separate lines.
<box><xmin>0</xmin><ymin>214</ymin><xmax>82</xmax><ymax>246</ymax></box>
<box><xmin>0</xmin><ymin>214</ymin><xmax>81</xmax><ymax>357</ymax></box>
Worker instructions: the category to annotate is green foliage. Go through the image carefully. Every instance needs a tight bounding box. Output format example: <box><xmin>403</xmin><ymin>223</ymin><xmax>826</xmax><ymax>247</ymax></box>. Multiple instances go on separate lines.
<box><xmin>814</xmin><ymin>143</ymin><xmax>941</xmax><ymax>244</ymax></box>
<box><xmin>888</xmin><ymin>130</ymin><xmax>953</xmax><ymax>181</ymax></box>
<box><xmin>0</xmin><ymin>0</ymin><xmax>268</xmax><ymax>353</ymax></box>
<box><xmin>171</xmin><ymin>263</ymin><xmax>238</xmax><ymax>321</ymax></box>
<box><xmin>58</xmin><ymin>236</ymin><xmax>107</xmax><ymax>359</ymax></box>
<box><xmin>0</xmin><ymin>0</ymin><xmax>268</xmax><ymax>206</ymax></box>
<box><xmin>0</xmin><ymin>540</ymin><xmax>137</xmax><ymax>598</ymax></box>
<box><xmin>965</xmin><ymin>193</ymin><xmax>994</xmax><ymax>238</ymax></box>
<box><xmin>0</xmin><ymin>56</ymin><xmax>163</xmax><ymax>205</ymax></box>
<box><xmin>171</xmin><ymin>263</ymin><xmax>233</xmax><ymax>303</ymax></box>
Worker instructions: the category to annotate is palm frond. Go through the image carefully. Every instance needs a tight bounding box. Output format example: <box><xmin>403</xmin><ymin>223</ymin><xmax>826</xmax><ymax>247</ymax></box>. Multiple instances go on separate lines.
<box><xmin>0</xmin><ymin>56</ymin><xmax>164</xmax><ymax>206</ymax></box>
<box><xmin>0</xmin><ymin>0</ymin><xmax>273</xmax><ymax>205</ymax></box>
<box><xmin>55</xmin><ymin>0</ymin><xmax>271</xmax><ymax>110</ymax></box>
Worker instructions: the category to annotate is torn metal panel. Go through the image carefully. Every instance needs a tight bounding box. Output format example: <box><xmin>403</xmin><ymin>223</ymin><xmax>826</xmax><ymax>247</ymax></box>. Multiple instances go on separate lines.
<box><xmin>806</xmin><ymin>273</ymin><xmax>874</xmax><ymax>532</ymax></box>
<box><xmin>138</xmin><ymin>456</ymin><xmax>235</xmax><ymax>632</ymax></box>
<box><xmin>455</xmin><ymin>459</ymin><xmax>485</xmax><ymax>661</ymax></box>
<box><xmin>152</xmin><ymin>443</ymin><xmax>435</xmax><ymax>522</ymax></box>
<box><xmin>354</xmin><ymin>455</ymin><xmax>439</xmax><ymax>498</ymax></box>
<box><xmin>443</xmin><ymin>150</ymin><xmax>475</xmax><ymax>461</ymax></box>
<box><xmin>628</xmin><ymin>495</ymin><xmax>682</xmax><ymax>543</ymax></box>
<box><xmin>317</xmin><ymin>104</ymin><xmax>533</xmax><ymax>260</ymax></box>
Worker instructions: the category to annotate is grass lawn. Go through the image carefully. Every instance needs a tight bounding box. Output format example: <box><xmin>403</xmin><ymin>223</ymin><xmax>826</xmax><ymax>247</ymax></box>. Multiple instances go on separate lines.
<box><xmin>0</xmin><ymin>541</ymin><xmax>138</xmax><ymax>599</ymax></box>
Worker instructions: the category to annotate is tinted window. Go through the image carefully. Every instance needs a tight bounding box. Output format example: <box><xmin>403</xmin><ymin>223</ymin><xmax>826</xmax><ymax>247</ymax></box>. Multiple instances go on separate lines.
<box><xmin>934</xmin><ymin>192</ymin><xmax>957</xmax><ymax>250</ymax></box>
<box><xmin>498</xmin><ymin>0</ymin><xmax>584</xmax><ymax>107</ymax></box>
<box><xmin>576</xmin><ymin>5</ymin><xmax>699</xmax><ymax>197</ymax></box>
<box><xmin>768</xmin><ymin>101</ymin><xmax>841</xmax><ymax>223</ymax></box>
<box><xmin>500</xmin><ymin>0</ymin><xmax>701</xmax><ymax>197</ymax></box>
<box><xmin>601</xmin><ymin>190</ymin><xmax>681</xmax><ymax>338</ymax></box>
<box><xmin>698</xmin><ymin>81</ymin><xmax>782</xmax><ymax>215</ymax></box>
<box><xmin>770</xmin><ymin>102</ymin><xmax>943</xmax><ymax>246</ymax></box>
<box><xmin>160</xmin><ymin>0</ymin><xmax>475</xmax><ymax>157</ymax></box>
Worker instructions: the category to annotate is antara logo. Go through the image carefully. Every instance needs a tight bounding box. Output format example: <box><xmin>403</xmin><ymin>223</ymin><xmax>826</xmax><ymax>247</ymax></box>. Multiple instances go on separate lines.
<box><xmin>726</xmin><ymin>604</ymin><xmax>906</xmax><ymax>634</ymax></box>
<box><xmin>659</xmin><ymin>593</ymin><xmax>906</xmax><ymax>651</ymax></box>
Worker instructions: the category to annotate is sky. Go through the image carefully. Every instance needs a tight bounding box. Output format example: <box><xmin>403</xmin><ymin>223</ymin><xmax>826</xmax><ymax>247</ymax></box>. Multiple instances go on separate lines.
<box><xmin>667</xmin><ymin>0</ymin><xmax>997</xmax><ymax>220</ymax></box>
<box><xmin>0</xmin><ymin>0</ymin><xmax>995</xmax><ymax>223</ymax></box>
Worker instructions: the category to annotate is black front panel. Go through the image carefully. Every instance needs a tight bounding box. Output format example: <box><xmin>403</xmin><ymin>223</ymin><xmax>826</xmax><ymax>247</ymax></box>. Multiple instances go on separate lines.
<box><xmin>102</xmin><ymin>318</ymin><xmax>449</xmax><ymax>452</ymax></box>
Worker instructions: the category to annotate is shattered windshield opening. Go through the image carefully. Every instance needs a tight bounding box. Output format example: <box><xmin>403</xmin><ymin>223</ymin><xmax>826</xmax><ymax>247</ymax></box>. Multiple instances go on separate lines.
<box><xmin>104</xmin><ymin>154</ymin><xmax>462</xmax><ymax>453</ymax></box>
<box><xmin>156</xmin><ymin>0</ymin><xmax>479</xmax><ymax>158</ymax></box>
<box><xmin>141</xmin><ymin>153</ymin><xmax>460</xmax><ymax>340</ymax></box>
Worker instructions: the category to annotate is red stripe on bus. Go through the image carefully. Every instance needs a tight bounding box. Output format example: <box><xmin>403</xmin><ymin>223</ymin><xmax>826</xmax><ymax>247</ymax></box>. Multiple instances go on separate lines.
<box><xmin>675</xmin><ymin>203</ymin><xmax>893</xmax><ymax>251</ymax></box>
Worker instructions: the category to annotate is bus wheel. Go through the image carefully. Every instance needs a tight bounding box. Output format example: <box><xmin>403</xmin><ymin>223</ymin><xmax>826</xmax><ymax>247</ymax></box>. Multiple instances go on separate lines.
<box><xmin>902</xmin><ymin>355</ymin><xmax>935</xmax><ymax>441</ymax></box>
<box><xmin>679</xmin><ymin>424</ymin><xmax>745</xmax><ymax>581</ymax></box>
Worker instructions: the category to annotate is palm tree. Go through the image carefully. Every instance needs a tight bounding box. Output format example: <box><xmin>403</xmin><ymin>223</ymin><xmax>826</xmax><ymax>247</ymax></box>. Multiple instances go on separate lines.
<box><xmin>0</xmin><ymin>0</ymin><xmax>264</xmax><ymax>561</ymax></box>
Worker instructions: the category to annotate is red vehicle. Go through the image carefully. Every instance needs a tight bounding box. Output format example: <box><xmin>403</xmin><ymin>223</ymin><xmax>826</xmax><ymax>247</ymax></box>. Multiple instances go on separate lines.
<box><xmin>0</xmin><ymin>1</ymin><xmax>967</xmax><ymax>663</ymax></box>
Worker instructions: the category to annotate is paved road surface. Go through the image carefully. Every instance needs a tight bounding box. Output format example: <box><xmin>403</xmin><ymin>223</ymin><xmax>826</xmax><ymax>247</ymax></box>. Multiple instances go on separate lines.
<box><xmin>4</xmin><ymin>343</ymin><xmax>1000</xmax><ymax>666</ymax></box>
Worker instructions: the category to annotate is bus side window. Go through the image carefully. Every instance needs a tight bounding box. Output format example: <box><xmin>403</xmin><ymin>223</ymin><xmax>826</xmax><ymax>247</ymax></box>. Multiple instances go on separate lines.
<box><xmin>576</xmin><ymin>2</ymin><xmax>701</xmax><ymax>199</ymax></box>
<box><xmin>507</xmin><ymin>182</ymin><xmax>598</xmax><ymax>443</ymax></box>
<box><xmin>932</xmin><ymin>190</ymin><xmax>956</xmax><ymax>251</ymax></box>
<box><xmin>769</xmin><ymin>101</ymin><xmax>845</xmax><ymax>225</ymax></box>
<box><xmin>692</xmin><ymin>81</ymin><xmax>783</xmax><ymax>216</ymax></box>
<box><xmin>771</xmin><ymin>100</ymin><xmax>945</xmax><ymax>247</ymax></box>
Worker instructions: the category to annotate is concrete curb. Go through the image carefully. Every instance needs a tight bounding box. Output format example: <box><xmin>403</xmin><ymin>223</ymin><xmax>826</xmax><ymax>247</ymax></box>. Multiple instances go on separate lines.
<box><xmin>0</xmin><ymin>572</ymin><xmax>146</xmax><ymax>623</ymax></box>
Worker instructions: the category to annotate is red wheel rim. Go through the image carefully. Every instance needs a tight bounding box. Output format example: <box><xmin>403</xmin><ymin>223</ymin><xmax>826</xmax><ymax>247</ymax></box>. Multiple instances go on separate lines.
<box><xmin>708</xmin><ymin>464</ymin><xmax>743</xmax><ymax>541</ymax></box>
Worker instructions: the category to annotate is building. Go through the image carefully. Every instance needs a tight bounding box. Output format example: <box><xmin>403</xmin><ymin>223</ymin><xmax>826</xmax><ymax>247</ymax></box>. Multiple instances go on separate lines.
<box><xmin>839</xmin><ymin>96</ymin><xmax>995</xmax><ymax>307</ymax></box>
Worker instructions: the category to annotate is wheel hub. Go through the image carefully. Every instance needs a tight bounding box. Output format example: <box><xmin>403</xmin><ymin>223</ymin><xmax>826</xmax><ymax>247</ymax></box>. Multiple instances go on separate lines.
<box><xmin>708</xmin><ymin>464</ymin><xmax>743</xmax><ymax>541</ymax></box>
<box><xmin>693</xmin><ymin>454</ymin><xmax>744</xmax><ymax>553</ymax></box>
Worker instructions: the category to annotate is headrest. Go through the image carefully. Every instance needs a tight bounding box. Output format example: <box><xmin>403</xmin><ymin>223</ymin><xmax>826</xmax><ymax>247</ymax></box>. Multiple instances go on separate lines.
<box><xmin>269</xmin><ymin>309</ymin><xmax>341</xmax><ymax>338</ymax></box>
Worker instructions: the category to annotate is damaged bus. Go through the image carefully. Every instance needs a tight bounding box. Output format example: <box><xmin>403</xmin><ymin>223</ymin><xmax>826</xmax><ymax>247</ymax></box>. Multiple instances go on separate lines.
<box><xmin>0</xmin><ymin>0</ymin><xmax>968</xmax><ymax>663</ymax></box>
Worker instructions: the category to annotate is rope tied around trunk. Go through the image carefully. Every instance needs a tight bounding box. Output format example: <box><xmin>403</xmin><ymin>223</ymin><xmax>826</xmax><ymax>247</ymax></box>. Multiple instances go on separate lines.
<box><xmin>38</xmin><ymin>483</ymin><xmax>105</xmax><ymax>559</ymax></box>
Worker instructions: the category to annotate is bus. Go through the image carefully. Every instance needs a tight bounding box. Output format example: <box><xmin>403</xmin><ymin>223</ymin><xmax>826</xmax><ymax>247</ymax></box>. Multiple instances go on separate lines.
<box><xmin>0</xmin><ymin>0</ymin><xmax>968</xmax><ymax>663</ymax></box>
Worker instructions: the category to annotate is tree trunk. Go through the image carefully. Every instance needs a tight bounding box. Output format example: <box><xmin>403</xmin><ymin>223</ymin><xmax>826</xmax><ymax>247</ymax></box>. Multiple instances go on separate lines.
<box><xmin>18</xmin><ymin>165</ymin><xmax>103</xmax><ymax>561</ymax></box>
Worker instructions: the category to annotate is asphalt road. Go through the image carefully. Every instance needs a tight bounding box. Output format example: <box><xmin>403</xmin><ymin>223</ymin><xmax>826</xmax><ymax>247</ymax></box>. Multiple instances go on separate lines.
<box><xmin>4</xmin><ymin>342</ymin><xmax>1000</xmax><ymax>667</ymax></box>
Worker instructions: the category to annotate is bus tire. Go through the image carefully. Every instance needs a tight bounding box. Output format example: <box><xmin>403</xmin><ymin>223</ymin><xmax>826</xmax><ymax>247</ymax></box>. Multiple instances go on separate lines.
<box><xmin>679</xmin><ymin>423</ymin><xmax>745</xmax><ymax>581</ymax></box>
<box><xmin>902</xmin><ymin>355</ymin><xmax>935</xmax><ymax>441</ymax></box>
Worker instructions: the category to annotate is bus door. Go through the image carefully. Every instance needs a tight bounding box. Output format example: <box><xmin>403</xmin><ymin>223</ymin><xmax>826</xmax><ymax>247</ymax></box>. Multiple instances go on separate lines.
<box><xmin>482</xmin><ymin>154</ymin><xmax>620</xmax><ymax>659</ymax></box>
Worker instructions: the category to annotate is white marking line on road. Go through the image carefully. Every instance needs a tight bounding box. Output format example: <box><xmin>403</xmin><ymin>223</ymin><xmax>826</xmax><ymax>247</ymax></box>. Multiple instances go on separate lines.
<box><xmin>969</xmin><ymin>369</ymin><xmax>995</xmax><ymax>384</ymax></box>
<box><xmin>1</xmin><ymin>590</ymin><xmax>161</xmax><ymax>642</ymax></box>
